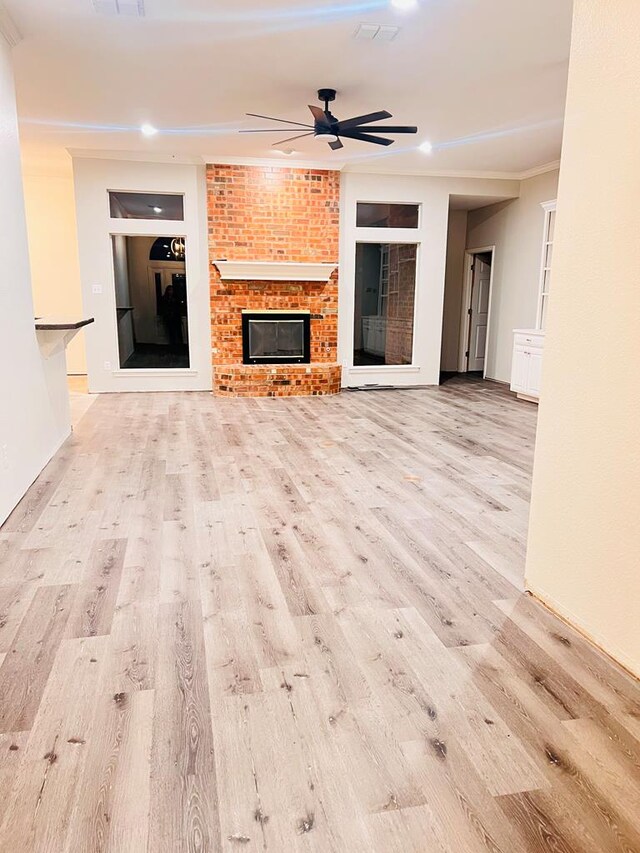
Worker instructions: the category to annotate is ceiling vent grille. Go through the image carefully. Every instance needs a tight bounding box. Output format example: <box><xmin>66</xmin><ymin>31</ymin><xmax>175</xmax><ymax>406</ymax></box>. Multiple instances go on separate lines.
<box><xmin>93</xmin><ymin>0</ymin><xmax>145</xmax><ymax>17</ymax></box>
<box><xmin>354</xmin><ymin>23</ymin><xmax>400</xmax><ymax>42</ymax></box>
<box><xmin>0</xmin><ymin>5</ymin><xmax>22</xmax><ymax>46</ymax></box>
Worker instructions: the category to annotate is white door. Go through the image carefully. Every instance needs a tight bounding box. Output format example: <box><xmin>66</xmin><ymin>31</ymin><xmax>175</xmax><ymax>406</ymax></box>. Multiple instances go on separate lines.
<box><xmin>468</xmin><ymin>258</ymin><xmax>491</xmax><ymax>371</ymax></box>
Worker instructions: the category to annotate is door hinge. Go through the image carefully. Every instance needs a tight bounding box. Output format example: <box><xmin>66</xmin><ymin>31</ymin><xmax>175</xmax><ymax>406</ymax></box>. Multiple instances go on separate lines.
<box><xmin>471</xmin><ymin>263</ymin><xmax>475</xmax><ymax>271</ymax></box>
<box><xmin>468</xmin><ymin>308</ymin><xmax>472</xmax><ymax>316</ymax></box>
<box><xmin>465</xmin><ymin>350</ymin><xmax>470</xmax><ymax>358</ymax></box>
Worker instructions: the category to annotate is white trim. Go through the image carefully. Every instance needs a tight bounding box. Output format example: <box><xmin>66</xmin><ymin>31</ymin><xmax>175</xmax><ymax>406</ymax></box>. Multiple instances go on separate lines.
<box><xmin>68</xmin><ymin>149</ymin><xmax>560</xmax><ymax>182</ymax></box>
<box><xmin>343</xmin><ymin>160</ymin><xmax>562</xmax><ymax>181</ymax></box>
<box><xmin>519</xmin><ymin>161</ymin><xmax>562</xmax><ymax>181</ymax></box>
<box><xmin>73</xmin><ymin>157</ymin><xmax>212</xmax><ymax>392</ymax></box>
<box><xmin>111</xmin><ymin>369</ymin><xmax>197</xmax><ymax>377</ymax></box>
<box><xmin>69</xmin><ymin>149</ymin><xmax>205</xmax><ymax>166</ymax></box>
<box><xmin>0</xmin><ymin>4</ymin><xmax>21</xmax><ymax>47</ymax></box>
<box><xmin>458</xmin><ymin>246</ymin><xmax>496</xmax><ymax>377</ymax></box>
<box><xmin>213</xmin><ymin>260</ymin><xmax>337</xmax><ymax>282</ymax></box>
<box><xmin>349</xmin><ymin>364</ymin><xmax>421</xmax><ymax>373</ymax></box>
<box><xmin>525</xmin><ymin>583</ymin><xmax>640</xmax><ymax>679</ymax></box>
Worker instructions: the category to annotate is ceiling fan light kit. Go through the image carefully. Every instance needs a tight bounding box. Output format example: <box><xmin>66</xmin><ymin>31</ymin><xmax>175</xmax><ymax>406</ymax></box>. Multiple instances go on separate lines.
<box><xmin>241</xmin><ymin>88</ymin><xmax>418</xmax><ymax>152</ymax></box>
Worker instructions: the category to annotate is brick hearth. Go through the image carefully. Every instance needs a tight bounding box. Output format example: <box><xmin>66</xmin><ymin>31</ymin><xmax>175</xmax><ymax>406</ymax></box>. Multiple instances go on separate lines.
<box><xmin>207</xmin><ymin>164</ymin><xmax>342</xmax><ymax>397</ymax></box>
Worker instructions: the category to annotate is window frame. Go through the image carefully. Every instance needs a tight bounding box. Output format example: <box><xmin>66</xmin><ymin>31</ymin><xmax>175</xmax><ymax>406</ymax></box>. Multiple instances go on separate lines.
<box><xmin>353</xmin><ymin>239</ymin><xmax>420</xmax><ymax>368</ymax></box>
<box><xmin>355</xmin><ymin>200</ymin><xmax>421</xmax><ymax>230</ymax></box>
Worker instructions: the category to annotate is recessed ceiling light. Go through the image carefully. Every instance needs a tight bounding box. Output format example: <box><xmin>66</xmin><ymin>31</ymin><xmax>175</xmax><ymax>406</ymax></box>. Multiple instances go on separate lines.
<box><xmin>276</xmin><ymin>148</ymin><xmax>297</xmax><ymax>156</ymax></box>
<box><xmin>141</xmin><ymin>123</ymin><xmax>158</xmax><ymax>137</ymax></box>
<box><xmin>152</xmin><ymin>206</ymin><xmax>163</xmax><ymax>213</ymax></box>
<box><xmin>419</xmin><ymin>140</ymin><xmax>433</xmax><ymax>154</ymax></box>
<box><xmin>391</xmin><ymin>0</ymin><xmax>419</xmax><ymax>10</ymax></box>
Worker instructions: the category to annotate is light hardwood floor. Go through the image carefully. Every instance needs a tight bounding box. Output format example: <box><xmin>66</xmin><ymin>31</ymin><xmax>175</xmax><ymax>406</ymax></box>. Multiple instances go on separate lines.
<box><xmin>0</xmin><ymin>377</ymin><xmax>638</xmax><ymax>852</ymax></box>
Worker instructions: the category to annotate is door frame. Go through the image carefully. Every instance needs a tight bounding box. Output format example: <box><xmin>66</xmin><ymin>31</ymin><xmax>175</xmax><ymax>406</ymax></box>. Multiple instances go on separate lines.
<box><xmin>458</xmin><ymin>245</ymin><xmax>496</xmax><ymax>378</ymax></box>
<box><xmin>109</xmin><ymin>234</ymin><xmax>192</xmax><ymax>373</ymax></box>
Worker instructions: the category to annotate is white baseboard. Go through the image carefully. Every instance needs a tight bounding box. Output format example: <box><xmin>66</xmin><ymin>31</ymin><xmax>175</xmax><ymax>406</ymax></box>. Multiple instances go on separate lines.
<box><xmin>0</xmin><ymin>429</ymin><xmax>71</xmax><ymax>528</ymax></box>
<box><xmin>526</xmin><ymin>582</ymin><xmax>639</xmax><ymax>679</ymax></box>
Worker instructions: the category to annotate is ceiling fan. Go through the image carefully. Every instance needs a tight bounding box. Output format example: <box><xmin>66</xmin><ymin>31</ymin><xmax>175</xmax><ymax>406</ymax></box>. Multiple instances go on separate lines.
<box><xmin>240</xmin><ymin>88</ymin><xmax>418</xmax><ymax>151</ymax></box>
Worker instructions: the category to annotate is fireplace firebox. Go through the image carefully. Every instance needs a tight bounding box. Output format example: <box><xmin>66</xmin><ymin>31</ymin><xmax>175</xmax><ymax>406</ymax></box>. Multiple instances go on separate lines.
<box><xmin>242</xmin><ymin>311</ymin><xmax>311</xmax><ymax>365</ymax></box>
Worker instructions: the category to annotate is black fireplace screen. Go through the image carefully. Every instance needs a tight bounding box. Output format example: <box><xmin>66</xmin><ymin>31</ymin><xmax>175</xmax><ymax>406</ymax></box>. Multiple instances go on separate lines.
<box><xmin>242</xmin><ymin>312</ymin><xmax>311</xmax><ymax>364</ymax></box>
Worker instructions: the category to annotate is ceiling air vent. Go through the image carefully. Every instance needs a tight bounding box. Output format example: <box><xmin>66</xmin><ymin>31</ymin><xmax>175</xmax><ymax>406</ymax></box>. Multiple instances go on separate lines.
<box><xmin>354</xmin><ymin>23</ymin><xmax>400</xmax><ymax>42</ymax></box>
<box><xmin>0</xmin><ymin>6</ymin><xmax>22</xmax><ymax>46</ymax></box>
<box><xmin>93</xmin><ymin>0</ymin><xmax>145</xmax><ymax>16</ymax></box>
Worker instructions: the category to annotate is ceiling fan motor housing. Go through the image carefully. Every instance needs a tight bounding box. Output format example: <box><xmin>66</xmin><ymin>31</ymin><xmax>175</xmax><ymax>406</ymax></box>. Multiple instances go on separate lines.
<box><xmin>317</xmin><ymin>88</ymin><xmax>337</xmax><ymax>104</ymax></box>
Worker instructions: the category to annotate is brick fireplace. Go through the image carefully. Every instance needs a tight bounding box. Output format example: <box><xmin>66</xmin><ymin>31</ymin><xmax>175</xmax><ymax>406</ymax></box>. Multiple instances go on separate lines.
<box><xmin>207</xmin><ymin>164</ymin><xmax>342</xmax><ymax>397</ymax></box>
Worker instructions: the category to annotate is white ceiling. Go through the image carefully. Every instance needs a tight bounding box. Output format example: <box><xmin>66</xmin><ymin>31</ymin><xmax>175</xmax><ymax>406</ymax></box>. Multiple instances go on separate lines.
<box><xmin>7</xmin><ymin>0</ymin><xmax>573</xmax><ymax>175</ymax></box>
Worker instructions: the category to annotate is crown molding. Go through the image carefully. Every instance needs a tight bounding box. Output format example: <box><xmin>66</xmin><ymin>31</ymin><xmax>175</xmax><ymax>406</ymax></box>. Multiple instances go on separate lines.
<box><xmin>0</xmin><ymin>4</ymin><xmax>22</xmax><ymax>47</ymax></box>
<box><xmin>204</xmin><ymin>155</ymin><xmax>345</xmax><ymax>171</ymax></box>
<box><xmin>64</xmin><ymin>148</ymin><xmax>560</xmax><ymax>183</ymax></box>
<box><xmin>342</xmin><ymin>160</ymin><xmax>561</xmax><ymax>181</ymax></box>
<box><xmin>343</xmin><ymin>165</ymin><xmax>522</xmax><ymax>180</ymax></box>
<box><xmin>518</xmin><ymin>160</ymin><xmax>561</xmax><ymax>180</ymax></box>
<box><xmin>68</xmin><ymin>148</ymin><xmax>205</xmax><ymax>166</ymax></box>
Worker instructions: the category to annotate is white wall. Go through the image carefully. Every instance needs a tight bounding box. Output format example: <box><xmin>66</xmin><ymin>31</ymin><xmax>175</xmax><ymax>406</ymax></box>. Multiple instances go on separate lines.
<box><xmin>526</xmin><ymin>0</ymin><xmax>640</xmax><ymax>676</ymax></box>
<box><xmin>0</xmin><ymin>38</ymin><xmax>72</xmax><ymax>524</ymax></box>
<box><xmin>339</xmin><ymin>173</ymin><xmax>520</xmax><ymax>387</ymax></box>
<box><xmin>73</xmin><ymin>157</ymin><xmax>211</xmax><ymax>392</ymax></box>
<box><xmin>466</xmin><ymin>169</ymin><xmax>559</xmax><ymax>382</ymax></box>
<box><xmin>22</xmin><ymin>168</ymin><xmax>87</xmax><ymax>374</ymax></box>
<box><xmin>440</xmin><ymin>209</ymin><xmax>468</xmax><ymax>372</ymax></box>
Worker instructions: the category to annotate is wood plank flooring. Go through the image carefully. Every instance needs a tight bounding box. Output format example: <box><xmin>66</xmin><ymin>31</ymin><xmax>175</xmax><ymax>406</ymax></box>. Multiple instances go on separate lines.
<box><xmin>0</xmin><ymin>377</ymin><xmax>638</xmax><ymax>852</ymax></box>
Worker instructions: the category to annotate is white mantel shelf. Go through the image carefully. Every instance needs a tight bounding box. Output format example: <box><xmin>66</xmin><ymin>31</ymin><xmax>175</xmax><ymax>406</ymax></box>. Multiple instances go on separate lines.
<box><xmin>212</xmin><ymin>260</ymin><xmax>338</xmax><ymax>283</ymax></box>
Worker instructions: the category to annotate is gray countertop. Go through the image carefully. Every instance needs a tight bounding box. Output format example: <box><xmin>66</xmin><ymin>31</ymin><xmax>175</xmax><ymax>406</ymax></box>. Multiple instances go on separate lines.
<box><xmin>35</xmin><ymin>317</ymin><xmax>95</xmax><ymax>331</ymax></box>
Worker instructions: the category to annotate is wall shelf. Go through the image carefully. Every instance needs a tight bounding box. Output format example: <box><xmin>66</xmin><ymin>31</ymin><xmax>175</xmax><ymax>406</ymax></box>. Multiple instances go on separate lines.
<box><xmin>212</xmin><ymin>260</ymin><xmax>338</xmax><ymax>283</ymax></box>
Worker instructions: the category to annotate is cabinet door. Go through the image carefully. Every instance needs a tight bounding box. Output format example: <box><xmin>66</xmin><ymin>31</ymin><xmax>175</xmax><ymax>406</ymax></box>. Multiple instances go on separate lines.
<box><xmin>511</xmin><ymin>345</ymin><xmax>529</xmax><ymax>392</ymax></box>
<box><xmin>527</xmin><ymin>349</ymin><xmax>543</xmax><ymax>396</ymax></box>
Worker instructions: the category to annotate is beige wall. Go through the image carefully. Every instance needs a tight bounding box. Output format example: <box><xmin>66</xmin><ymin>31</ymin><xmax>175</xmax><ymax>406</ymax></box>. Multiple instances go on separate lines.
<box><xmin>440</xmin><ymin>209</ymin><xmax>468</xmax><ymax>372</ymax></box>
<box><xmin>467</xmin><ymin>169</ymin><xmax>559</xmax><ymax>382</ymax></box>
<box><xmin>22</xmin><ymin>168</ymin><xmax>86</xmax><ymax>374</ymax></box>
<box><xmin>526</xmin><ymin>0</ymin><xmax>640</xmax><ymax>676</ymax></box>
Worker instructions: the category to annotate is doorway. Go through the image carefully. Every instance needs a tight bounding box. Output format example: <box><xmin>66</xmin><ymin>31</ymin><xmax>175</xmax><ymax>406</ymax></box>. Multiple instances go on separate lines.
<box><xmin>112</xmin><ymin>235</ymin><xmax>190</xmax><ymax>370</ymax></box>
<box><xmin>459</xmin><ymin>248</ymin><xmax>494</xmax><ymax>376</ymax></box>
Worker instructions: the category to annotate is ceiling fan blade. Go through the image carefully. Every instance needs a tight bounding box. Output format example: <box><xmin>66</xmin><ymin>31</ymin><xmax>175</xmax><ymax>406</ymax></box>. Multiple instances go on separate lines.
<box><xmin>329</xmin><ymin>138</ymin><xmax>344</xmax><ymax>150</ymax></box>
<box><xmin>338</xmin><ymin>130</ymin><xmax>395</xmax><ymax>146</ymax></box>
<box><xmin>246</xmin><ymin>113</ymin><xmax>313</xmax><ymax>129</ymax></box>
<box><xmin>308</xmin><ymin>105</ymin><xmax>331</xmax><ymax>127</ymax></box>
<box><xmin>272</xmin><ymin>132</ymin><xmax>314</xmax><ymax>146</ymax></box>
<box><xmin>352</xmin><ymin>126</ymin><xmax>418</xmax><ymax>134</ymax></box>
<box><xmin>240</xmin><ymin>127</ymin><xmax>314</xmax><ymax>133</ymax></box>
<box><xmin>336</xmin><ymin>110</ymin><xmax>392</xmax><ymax>131</ymax></box>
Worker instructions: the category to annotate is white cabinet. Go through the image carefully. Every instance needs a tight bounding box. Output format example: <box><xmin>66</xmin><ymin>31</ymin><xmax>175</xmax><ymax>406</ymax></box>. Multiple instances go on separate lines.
<box><xmin>511</xmin><ymin>330</ymin><xmax>545</xmax><ymax>402</ymax></box>
<box><xmin>362</xmin><ymin>316</ymin><xmax>387</xmax><ymax>357</ymax></box>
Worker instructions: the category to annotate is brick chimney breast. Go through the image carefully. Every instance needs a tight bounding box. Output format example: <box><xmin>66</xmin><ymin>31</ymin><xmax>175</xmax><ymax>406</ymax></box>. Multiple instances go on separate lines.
<box><xmin>207</xmin><ymin>164</ymin><xmax>341</xmax><ymax>397</ymax></box>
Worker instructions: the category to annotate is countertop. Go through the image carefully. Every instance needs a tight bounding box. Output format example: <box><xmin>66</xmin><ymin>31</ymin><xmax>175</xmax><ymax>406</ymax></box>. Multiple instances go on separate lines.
<box><xmin>35</xmin><ymin>317</ymin><xmax>95</xmax><ymax>331</ymax></box>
